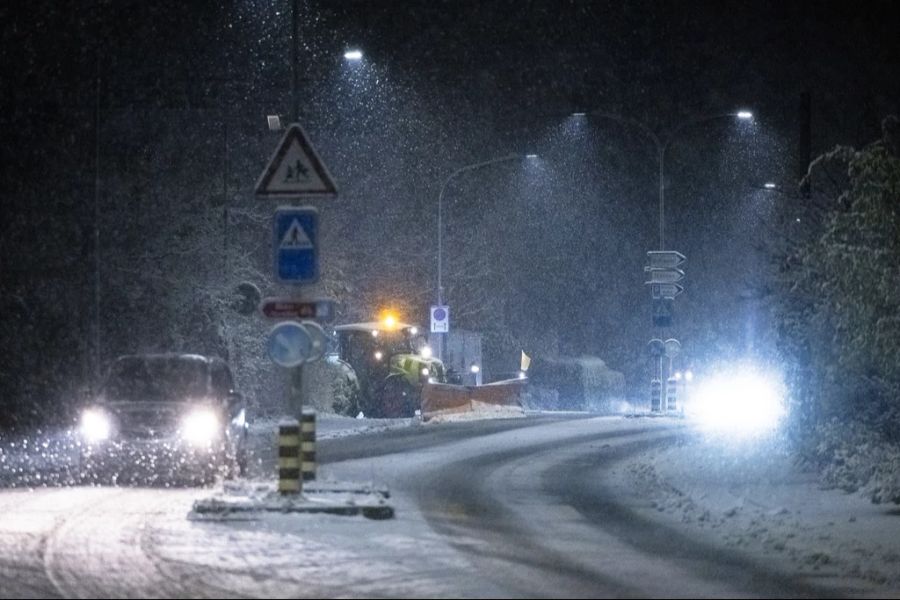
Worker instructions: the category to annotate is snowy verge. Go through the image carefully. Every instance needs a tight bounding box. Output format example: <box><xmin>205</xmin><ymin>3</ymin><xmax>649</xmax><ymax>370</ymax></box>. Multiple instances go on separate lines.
<box><xmin>607</xmin><ymin>430</ymin><xmax>900</xmax><ymax>591</ymax></box>
<box><xmin>249</xmin><ymin>413</ymin><xmax>415</xmax><ymax>441</ymax></box>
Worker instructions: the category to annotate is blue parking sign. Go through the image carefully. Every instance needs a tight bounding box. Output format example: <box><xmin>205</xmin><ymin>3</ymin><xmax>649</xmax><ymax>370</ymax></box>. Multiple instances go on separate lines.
<box><xmin>274</xmin><ymin>207</ymin><xmax>318</xmax><ymax>284</ymax></box>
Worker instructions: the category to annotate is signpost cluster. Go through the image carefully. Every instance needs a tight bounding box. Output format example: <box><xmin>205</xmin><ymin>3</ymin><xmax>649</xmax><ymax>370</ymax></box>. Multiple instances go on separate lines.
<box><xmin>256</xmin><ymin>123</ymin><xmax>337</xmax><ymax>495</ymax></box>
<box><xmin>645</xmin><ymin>251</ymin><xmax>685</xmax><ymax>412</ymax></box>
<box><xmin>257</xmin><ymin>123</ymin><xmax>338</xmax><ymax>373</ymax></box>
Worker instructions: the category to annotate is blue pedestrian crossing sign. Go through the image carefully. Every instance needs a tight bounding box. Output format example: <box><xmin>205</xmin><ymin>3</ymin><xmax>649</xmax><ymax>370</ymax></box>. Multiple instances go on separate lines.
<box><xmin>274</xmin><ymin>207</ymin><xmax>318</xmax><ymax>284</ymax></box>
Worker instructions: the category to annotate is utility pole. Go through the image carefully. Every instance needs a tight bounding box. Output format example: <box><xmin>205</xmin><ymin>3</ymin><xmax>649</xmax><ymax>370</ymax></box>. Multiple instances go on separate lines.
<box><xmin>93</xmin><ymin>60</ymin><xmax>102</xmax><ymax>390</ymax></box>
<box><xmin>292</xmin><ymin>0</ymin><xmax>300</xmax><ymax>123</ymax></box>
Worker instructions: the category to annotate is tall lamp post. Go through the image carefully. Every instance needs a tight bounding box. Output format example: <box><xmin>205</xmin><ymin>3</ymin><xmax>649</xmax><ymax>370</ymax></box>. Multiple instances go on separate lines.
<box><xmin>434</xmin><ymin>153</ymin><xmax>533</xmax><ymax>361</ymax></box>
<box><xmin>584</xmin><ymin>110</ymin><xmax>753</xmax><ymax>250</ymax></box>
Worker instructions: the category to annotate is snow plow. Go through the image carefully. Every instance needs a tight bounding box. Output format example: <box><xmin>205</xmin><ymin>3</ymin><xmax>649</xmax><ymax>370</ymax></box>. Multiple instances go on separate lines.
<box><xmin>420</xmin><ymin>378</ymin><xmax>527</xmax><ymax>421</ymax></box>
<box><xmin>330</xmin><ymin>313</ymin><xmax>527</xmax><ymax>420</ymax></box>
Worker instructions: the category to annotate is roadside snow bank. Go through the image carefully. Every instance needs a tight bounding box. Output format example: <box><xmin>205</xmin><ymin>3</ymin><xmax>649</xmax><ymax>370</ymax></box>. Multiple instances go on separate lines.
<box><xmin>611</xmin><ymin>430</ymin><xmax>900</xmax><ymax>591</ymax></box>
<box><xmin>810</xmin><ymin>418</ymin><xmax>900</xmax><ymax>505</ymax></box>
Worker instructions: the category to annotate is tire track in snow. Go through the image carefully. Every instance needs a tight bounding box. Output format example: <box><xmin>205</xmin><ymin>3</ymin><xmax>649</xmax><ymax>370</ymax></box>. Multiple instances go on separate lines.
<box><xmin>413</xmin><ymin>424</ymin><xmax>664</xmax><ymax>598</ymax></box>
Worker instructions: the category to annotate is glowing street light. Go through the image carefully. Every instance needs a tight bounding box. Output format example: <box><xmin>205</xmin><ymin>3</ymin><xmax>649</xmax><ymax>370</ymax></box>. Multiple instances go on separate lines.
<box><xmin>343</xmin><ymin>49</ymin><xmax>363</xmax><ymax>61</ymax></box>
<box><xmin>764</xmin><ymin>182</ymin><xmax>777</xmax><ymax>189</ymax></box>
<box><xmin>737</xmin><ymin>111</ymin><xmax>754</xmax><ymax>120</ymax></box>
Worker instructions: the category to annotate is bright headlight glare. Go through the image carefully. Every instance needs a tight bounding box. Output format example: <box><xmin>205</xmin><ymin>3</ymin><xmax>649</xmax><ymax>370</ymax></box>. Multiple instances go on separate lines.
<box><xmin>686</xmin><ymin>367</ymin><xmax>786</xmax><ymax>438</ymax></box>
<box><xmin>81</xmin><ymin>409</ymin><xmax>111</xmax><ymax>442</ymax></box>
<box><xmin>181</xmin><ymin>409</ymin><xmax>220</xmax><ymax>445</ymax></box>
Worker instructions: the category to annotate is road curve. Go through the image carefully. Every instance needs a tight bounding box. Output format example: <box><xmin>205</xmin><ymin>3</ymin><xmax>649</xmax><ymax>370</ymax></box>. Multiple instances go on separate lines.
<box><xmin>409</xmin><ymin>419</ymin><xmax>841</xmax><ymax>598</ymax></box>
<box><xmin>0</xmin><ymin>415</ymin><xmax>847</xmax><ymax>598</ymax></box>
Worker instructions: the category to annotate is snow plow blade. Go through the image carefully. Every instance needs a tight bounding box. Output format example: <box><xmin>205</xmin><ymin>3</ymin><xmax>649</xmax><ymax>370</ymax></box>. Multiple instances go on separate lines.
<box><xmin>420</xmin><ymin>378</ymin><xmax>526</xmax><ymax>421</ymax></box>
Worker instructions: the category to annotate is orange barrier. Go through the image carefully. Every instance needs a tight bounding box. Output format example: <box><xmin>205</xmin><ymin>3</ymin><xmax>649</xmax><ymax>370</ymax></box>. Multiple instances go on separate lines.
<box><xmin>420</xmin><ymin>378</ymin><xmax>526</xmax><ymax>421</ymax></box>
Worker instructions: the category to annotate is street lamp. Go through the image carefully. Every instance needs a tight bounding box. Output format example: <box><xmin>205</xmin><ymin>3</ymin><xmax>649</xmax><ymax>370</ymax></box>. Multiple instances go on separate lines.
<box><xmin>436</xmin><ymin>153</ymin><xmax>529</xmax><ymax>307</ymax></box>
<box><xmin>584</xmin><ymin>109</ymin><xmax>754</xmax><ymax>250</ymax></box>
<box><xmin>343</xmin><ymin>49</ymin><xmax>363</xmax><ymax>61</ymax></box>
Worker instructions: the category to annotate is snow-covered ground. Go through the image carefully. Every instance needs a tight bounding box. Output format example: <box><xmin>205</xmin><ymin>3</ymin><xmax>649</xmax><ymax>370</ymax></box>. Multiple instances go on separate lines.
<box><xmin>607</xmin><ymin>426</ymin><xmax>900</xmax><ymax>595</ymax></box>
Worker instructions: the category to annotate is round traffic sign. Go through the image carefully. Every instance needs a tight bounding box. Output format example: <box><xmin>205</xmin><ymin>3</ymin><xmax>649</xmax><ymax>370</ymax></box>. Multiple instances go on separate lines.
<box><xmin>301</xmin><ymin>321</ymin><xmax>329</xmax><ymax>363</ymax></box>
<box><xmin>664</xmin><ymin>338</ymin><xmax>682</xmax><ymax>358</ymax></box>
<box><xmin>433</xmin><ymin>307</ymin><xmax>447</xmax><ymax>321</ymax></box>
<box><xmin>647</xmin><ymin>338</ymin><xmax>665</xmax><ymax>357</ymax></box>
<box><xmin>267</xmin><ymin>321</ymin><xmax>312</xmax><ymax>368</ymax></box>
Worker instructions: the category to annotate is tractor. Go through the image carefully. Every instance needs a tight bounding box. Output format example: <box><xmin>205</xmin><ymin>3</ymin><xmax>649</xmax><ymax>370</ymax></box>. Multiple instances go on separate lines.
<box><xmin>332</xmin><ymin>319</ymin><xmax>447</xmax><ymax>418</ymax></box>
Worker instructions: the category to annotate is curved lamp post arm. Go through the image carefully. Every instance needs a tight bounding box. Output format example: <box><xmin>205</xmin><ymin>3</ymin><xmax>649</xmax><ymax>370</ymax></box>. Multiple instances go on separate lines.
<box><xmin>656</xmin><ymin>112</ymin><xmax>751</xmax><ymax>249</ymax></box>
<box><xmin>587</xmin><ymin>111</ymin><xmax>663</xmax><ymax>153</ymax></box>
<box><xmin>437</xmin><ymin>153</ymin><xmax>522</xmax><ymax>305</ymax></box>
<box><xmin>588</xmin><ymin>109</ymin><xmax>751</xmax><ymax>249</ymax></box>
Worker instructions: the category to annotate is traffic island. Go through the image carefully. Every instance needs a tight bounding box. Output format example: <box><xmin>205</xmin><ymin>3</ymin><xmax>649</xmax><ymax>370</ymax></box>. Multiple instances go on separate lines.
<box><xmin>189</xmin><ymin>479</ymin><xmax>394</xmax><ymax>521</ymax></box>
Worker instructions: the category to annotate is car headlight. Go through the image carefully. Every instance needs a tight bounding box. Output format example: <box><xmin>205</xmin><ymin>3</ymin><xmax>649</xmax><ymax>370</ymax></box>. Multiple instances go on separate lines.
<box><xmin>686</xmin><ymin>366</ymin><xmax>786</xmax><ymax>438</ymax></box>
<box><xmin>81</xmin><ymin>408</ymin><xmax>111</xmax><ymax>443</ymax></box>
<box><xmin>181</xmin><ymin>409</ymin><xmax>221</xmax><ymax>445</ymax></box>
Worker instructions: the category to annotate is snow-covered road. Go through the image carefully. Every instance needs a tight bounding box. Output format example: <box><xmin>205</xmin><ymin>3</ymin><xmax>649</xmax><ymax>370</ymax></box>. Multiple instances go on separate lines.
<box><xmin>1</xmin><ymin>415</ymin><xmax>898</xmax><ymax>598</ymax></box>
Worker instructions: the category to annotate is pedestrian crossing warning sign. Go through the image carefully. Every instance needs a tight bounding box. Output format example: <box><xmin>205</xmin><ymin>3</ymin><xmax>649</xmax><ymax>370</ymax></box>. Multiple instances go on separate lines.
<box><xmin>273</xmin><ymin>207</ymin><xmax>318</xmax><ymax>284</ymax></box>
<box><xmin>280</xmin><ymin>219</ymin><xmax>314</xmax><ymax>250</ymax></box>
<box><xmin>255</xmin><ymin>123</ymin><xmax>338</xmax><ymax>197</ymax></box>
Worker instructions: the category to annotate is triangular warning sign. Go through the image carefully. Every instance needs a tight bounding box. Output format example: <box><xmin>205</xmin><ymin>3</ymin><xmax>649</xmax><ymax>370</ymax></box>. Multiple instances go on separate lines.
<box><xmin>255</xmin><ymin>123</ymin><xmax>338</xmax><ymax>197</ymax></box>
<box><xmin>280</xmin><ymin>219</ymin><xmax>314</xmax><ymax>250</ymax></box>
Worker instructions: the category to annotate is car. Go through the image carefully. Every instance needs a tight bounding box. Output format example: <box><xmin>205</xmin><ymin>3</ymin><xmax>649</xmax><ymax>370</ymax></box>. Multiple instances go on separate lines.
<box><xmin>77</xmin><ymin>353</ymin><xmax>249</xmax><ymax>485</ymax></box>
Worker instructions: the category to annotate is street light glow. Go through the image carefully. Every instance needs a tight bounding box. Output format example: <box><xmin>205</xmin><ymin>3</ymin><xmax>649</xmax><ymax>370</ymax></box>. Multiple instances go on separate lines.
<box><xmin>572</xmin><ymin>112</ymin><xmax>586</xmax><ymax>117</ymax></box>
<box><xmin>344</xmin><ymin>49</ymin><xmax>363</xmax><ymax>61</ymax></box>
<box><xmin>736</xmin><ymin>111</ymin><xmax>753</xmax><ymax>120</ymax></box>
<box><xmin>764</xmin><ymin>182</ymin><xmax>777</xmax><ymax>189</ymax></box>
<box><xmin>526</xmin><ymin>154</ymin><xmax>538</xmax><ymax>159</ymax></box>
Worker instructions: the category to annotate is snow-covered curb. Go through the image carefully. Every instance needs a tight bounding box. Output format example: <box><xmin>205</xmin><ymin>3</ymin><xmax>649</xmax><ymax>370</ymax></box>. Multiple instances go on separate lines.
<box><xmin>190</xmin><ymin>479</ymin><xmax>393</xmax><ymax>521</ymax></box>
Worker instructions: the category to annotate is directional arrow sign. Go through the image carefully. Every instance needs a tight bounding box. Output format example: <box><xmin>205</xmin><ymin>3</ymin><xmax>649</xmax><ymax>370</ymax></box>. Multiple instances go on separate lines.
<box><xmin>647</xmin><ymin>251</ymin><xmax>686</xmax><ymax>269</ymax></box>
<box><xmin>644</xmin><ymin>268</ymin><xmax>685</xmax><ymax>284</ymax></box>
<box><xmin>649</xmin><ymin>283</ymin><xmax>685</xmax><ymax>299</ymax></box>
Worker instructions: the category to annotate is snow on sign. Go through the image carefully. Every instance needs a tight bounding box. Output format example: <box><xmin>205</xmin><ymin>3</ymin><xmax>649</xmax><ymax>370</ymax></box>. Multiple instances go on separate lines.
<box><xmin>647</xmin><ymin>251</ymin><xmax>686</xmax><ymax>269</ymax></box>
<box><xmin>431</xmin><ymin>305</ymin><xmax>449</xmax><ymax>333</ymax></box>
<box><xmin>255</xmin><ymin>123</ymin><xmax>337</xmax><ymax>197</ymax></box>
<box><xmin>273</xmin><ymin>207</ymin><xmax>318</xmax><ymax>284</ymax></box>
<box><xmin>644</xmin><ymin>267</ymin><xmax>685</xmax><ymax>284</ymax></box>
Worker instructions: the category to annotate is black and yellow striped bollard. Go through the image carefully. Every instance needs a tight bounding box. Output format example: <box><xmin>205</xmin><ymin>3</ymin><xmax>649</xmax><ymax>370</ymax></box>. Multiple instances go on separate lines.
<box><xmin>666</xmin><ymin>376</ymin><xmax>678</xmax><ymax>412</ymax></box>
<box><xmin>301</xmin><ymin>410</ymin><xmax>316</xmax><ymax>481</ymax></box>
<box><xmin>278</xmin><ymin>419</ymin><xmax>302</xmax><ymax>494</ymax></box>
<box><xmin>650</xmin><ymin>378</ymin><xmax>663</xmax><ymax>413</ymax></box>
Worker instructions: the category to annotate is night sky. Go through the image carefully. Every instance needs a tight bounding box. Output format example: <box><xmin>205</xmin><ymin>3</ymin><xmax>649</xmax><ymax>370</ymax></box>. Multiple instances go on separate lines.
<box><xmin>2</xmin><ymin>1</ymin><xmax>899</xmax><ymax>425</ymax></box>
